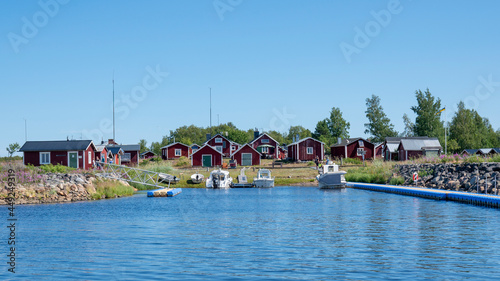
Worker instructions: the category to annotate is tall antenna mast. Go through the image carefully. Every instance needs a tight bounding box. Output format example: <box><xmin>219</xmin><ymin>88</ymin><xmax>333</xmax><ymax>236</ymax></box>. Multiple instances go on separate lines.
<box><xmin>113</xmin><ymin>71</ymin><xmax>115</xmax><ymax>141</ymax></box>
<box><xmin>24</xmin><ymin>118</ymin><xmax>27</xmax><ymax>141</ymax></box>
<box><xmin>210</xmin><ymin>87</ymin><xmax>212</xmax><ymax>135</ymax></box>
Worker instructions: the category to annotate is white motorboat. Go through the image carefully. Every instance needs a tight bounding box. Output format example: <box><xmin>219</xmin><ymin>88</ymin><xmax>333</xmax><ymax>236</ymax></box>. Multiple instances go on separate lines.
<box><xmin>253</xmin><ymin>169</ymin><xmax>275</xmax><ymax>188</ymax></box>
<box><xmin>159</xmin><ymin>173</ymin><xmax>180</xmax><ymax>184</ymax></box>
<box><xmin>190</xmin><ymin>173</ymin><xmax>204</xmax><ymax>184</ymax></box>
<box><xmin>316</xmin><ymin>163</ymin><xmax>346</xmax><ymax>189</ymax></box>
<box><xmin>206</xmin><ymin>169</ymin><xmax>233</xmax><ymax>189</ymax></box>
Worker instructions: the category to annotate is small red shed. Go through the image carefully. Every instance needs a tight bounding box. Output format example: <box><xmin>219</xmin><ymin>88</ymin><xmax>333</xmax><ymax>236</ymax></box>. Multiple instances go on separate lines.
<box><xmin>19</xmin><ymin>140</ymin><xmax>97</xmax><ymax>170</ymax></box>
<box><xmin>287</xmin><ymin>137</ymin><xmax>324</xmax><ymax>162</ymax></box>
<box><xmin>95</xmin><ymin>145</ymin><xmax>110</xmax><ymax>163</ymax></box>
<box><xmin>331</xmin><ymin>138</ymin><xmax>375</xmax><ymax>160</ymax></box>
<box><xmin>191</xmin><ymin>144</ymin><xmax>223</xmax><ymax>167</ymax></box>
<box><xmin>140</xmin><ymin>151</ymin><xmax>156</xmax><ymax>159</ymax></box>
<box><xmin>231</xmin><ymin>144</ymin><xmax>261</xmax><ymax>166</ymax></box>
<box><xmin>161</xmin><ymin>142</ymin><xmax>190</xmax><ymax>160</ymax></box>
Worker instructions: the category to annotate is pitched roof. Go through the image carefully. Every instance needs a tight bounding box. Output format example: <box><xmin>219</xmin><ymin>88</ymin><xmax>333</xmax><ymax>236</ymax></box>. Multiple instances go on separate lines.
<box><xmin>331</xmin><ymin>137</ymin><xmax>373</xmax><ymax>147</ymax></box>
<box><xmin>191</xmin><ymin>144</ymin><xmax>223</xmax><ymax>156</ymax></box>
<box><xmin>19</xmin><ymin>140</ymin><xmax>95</xmax><ymax>152</ymax></box>
<box><xmin>289</xmin><ymin>137</ymin><xmax>324</xmax><ymax>146</ymax></box>
<box><xmin>462</xmin><ymin>149</ymin><xmax>478</xmax><ymax>155</ymax></box>
<box><xmin>399</xmin><ymin>138</ymin><xmax>442</xmax><ymax>151</ymax></box>
<box><xmin>492</xmin><ymin>148</ymin><xmax>500</xmax><ymax>154</ymax></box>
<box><xmin>118</xmin><ymin>144</ymin><xmax>140</xmax><ymax>151</ymax></box>
<box><xmin>95</xmin><ymin>145</ymin><xmax>107</xmax><ymax>152</ymax></box>
<box><xmin>140</xmin><ymin>151</ymin><xmax>156</xmax><ymax>156</ymax></box>
<box><xmin>250</xmin><ymin>133</ymin><xmax>279</xmax><ymax>145</ymax></box>
<box><xmin>107</xmin><ymin>147</ymin><xmax>124</xmax><ymax>155</ymax></box>
<box><xmin>478</xmin><ymin>148</ymin><xmax>493</xmax><ymax>154</ymax></box>
<box><xmin>230</xmin><ymin>143</ymin><xmax>262</xmax><ymax>157</ymax></box>
<box><xmin>160</xmin><ymin>142</ymin><xmax>190</xmax><ymax>149</ymax></box>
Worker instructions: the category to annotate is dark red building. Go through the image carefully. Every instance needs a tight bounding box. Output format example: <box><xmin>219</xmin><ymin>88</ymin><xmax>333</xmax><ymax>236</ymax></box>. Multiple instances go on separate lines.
<box><xmin>287</xmin><ymin>137</ymin><xmax>324</xmax><ymax>162</ymax></box>
<box><xmin>231</xmin><ymin>144</ymin><xmax>261</xmax><ymax>166</ymax></box>
<box><xmin>191</xmin><ymin>144</ymin><xmax>223</xmax><ymax>167</ymax></box>
<box><xmin>19</xmin><ymin>140</ymin><xmax>96</xmax><ymax>170</ymax></box>
<box><xmin>331</xmin><ymin>138</ymin><xmax>375</xmax><ymax>160</ymax></box>
<box><xmin>161</xmin><ymin>142</ymin><xmax>190</xmax><ymax>160</ymax></box>
<box><xmin>250</xmin><ymin>132</ymin><xmax>280</xmax><ymax>159</ymax></box>
<box><xmin>205</xmin><ymin>134</ymin><xmax>238</xmax><ymax>157</ymax></box>
<box><xmin>140</xmin><ymin>151</ymin><xmax>156</xmax><ymax>159</ymax></box>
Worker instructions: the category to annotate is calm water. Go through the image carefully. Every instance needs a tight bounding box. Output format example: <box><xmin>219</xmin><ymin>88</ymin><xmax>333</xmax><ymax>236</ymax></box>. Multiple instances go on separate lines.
<box><xmin>3</xmin><ymin>187</ymin><xmax>500</xmax><ymax>280</ymax></box>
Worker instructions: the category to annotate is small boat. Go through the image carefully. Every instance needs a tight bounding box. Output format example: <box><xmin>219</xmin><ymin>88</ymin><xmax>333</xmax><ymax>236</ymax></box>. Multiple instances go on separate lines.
<box><xmin>206</xmin><ymin>169</ymin><xmax>233</xmax><ymax>189</ymax></box>
<box><xmin>253</xmin><ymin>169</ymin><xmax>274</xmax><ymax>188</ymax></box>
<box><xmin>190</xmin><ymin>173</ymin><xmax>204</xmax><ymax>184</ymax></box>
<box><xmin>159</xmin><ymin>173</ymin><xmax>180</xmax><ymax>185</ymax></box>
<box><xmin>316</xmin><ymin>163</ymin><xmax>346</xmax><ymax>189</ymax></box>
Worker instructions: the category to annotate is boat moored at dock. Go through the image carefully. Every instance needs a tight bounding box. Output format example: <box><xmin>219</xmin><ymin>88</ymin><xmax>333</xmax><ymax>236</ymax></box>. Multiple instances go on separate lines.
<box><xmin>316</xmin><ymin>163</ymin><xmax>346</xmax><ymax>189</ymax></box>
<box><xmin>206</xmin><ymin>169</ymin><xmax>233</xmax><ymax>189</ymax></box>
<box><xmin>253</xmin><ymin>169</ymin><xmax>275</xmax><ymax>188</ymax></box>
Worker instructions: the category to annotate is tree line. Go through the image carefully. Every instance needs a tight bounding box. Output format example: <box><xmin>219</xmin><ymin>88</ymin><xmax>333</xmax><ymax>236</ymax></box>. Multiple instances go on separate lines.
<box><xmin>138</xmin><ymin>89</ymin><xmax>499</xmax><ymax>156</ymax></box>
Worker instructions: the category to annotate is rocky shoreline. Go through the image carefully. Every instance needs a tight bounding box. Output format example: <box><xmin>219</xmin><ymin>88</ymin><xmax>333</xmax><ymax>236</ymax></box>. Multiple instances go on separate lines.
<box><xmin>1</xmin><ymin>173</ymin><xmax>131</xmax><ymax>205</ymax></box>
<box><xmin>396</xmin><ymin>162</ymin><xmax>500</xmax><ymax>193</ymax></box>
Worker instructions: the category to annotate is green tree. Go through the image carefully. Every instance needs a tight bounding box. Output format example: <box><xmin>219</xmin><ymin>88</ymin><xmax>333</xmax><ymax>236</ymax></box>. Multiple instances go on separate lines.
<box><xmin>401</xmin><ymin>113</ymin><xmax>415</xmax><ymax>137</ymax></box>
<box><xmin>448</xmin><ymin>101</ymin><xmax>499</xmax><ymax>152</ymax></box>
<box><xmin>139</xmin><ymin>139</ymin><xmax>148</xmax><ymax>153</ymax></box>
<box><xmin>286</xmin><ymin>126</ymin><xmax>312</xmax><ymax>143</ymax></box>
<box><xmin>313</xmin><ymin>119</ymin><xmax>334</xmax><ymax>146</ymax></box>
<box><xmin>6</xmin><ymin>143</ymin><xmax>20</xmax><ymax>158</ymax></box>
<box><xmin>411</xmin><ymin>89</ymin><xmax>444</xmax><ymax>142</ymax></box>
<box><xmin>150</xmin><ymin>142</ymin><xmax>162</xmax><ymax>156</ymax></box>
<box><xmin>364</xmin><ymin>95</ymin><xmax>398</xmax><ymax>142</ymax></box>
<box><xmin>328</xmin><ymin>107</ymin><xmax>350</xmax><ymax>140</ymax></box>
<box><xmin>267</xmin><ymin>130</ymin><xmax>286</xmax><ymax>145</ymax></box>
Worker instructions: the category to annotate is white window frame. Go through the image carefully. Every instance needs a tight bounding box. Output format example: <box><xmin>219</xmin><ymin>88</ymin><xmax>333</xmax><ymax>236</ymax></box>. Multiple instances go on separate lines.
<box><xmin>88</xmin><ymin>151</ymin><xmax>92</xmax><ymax>164</ymax></box>
<box><xmin>358</xmin><ymin>140</ymin><xmax>364</xmax><ymax>147</ymax></box>
<box><xmin>40</xmin><ymin>152</ymin><xmax>50</xmax><ymax>165</ymax></box>
<box><xmin>357</xmin><ymin>148</ymin><xmax>365</xmax><ymax>156</ymax></box>
<box><xmin>262</xmin><ymin>147</ymin><xmax>269</xmax><ymax>153</ymax></box>
<box><xmin>215</xmin><ymin>137</ymin><xmax>223</xmax><ymax>143</ymax></box>
<box><xmin>306</xmin><ymin>147</ymin><xmax>313</xmax><ymax>154</ymax></box>
<box><xmin>175</xmin><ymin>149</ymin><xmax>182</xmax><ymax>156</ymax></box>
<box><xmin>261</xmin><ymin>139</ymin><xmax>270</xmax><ymax>144</ymax></box>
<box><xmin>215</xmin><ymin>146</ymin><xmax>223</xmax><ymax>153</ymax></box>
<box><xmin>122</xmin><ymin>153</ymin><xmax>131</xmax><ymax>162</ymax></box>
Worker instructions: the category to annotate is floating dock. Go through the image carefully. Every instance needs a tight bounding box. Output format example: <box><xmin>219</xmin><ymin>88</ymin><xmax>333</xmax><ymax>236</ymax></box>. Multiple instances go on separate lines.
<box><xmin>232</xmin><ymin>183</ymin><xmax>254</xmax><ymax>188</ymax></box>
<box><xmin>348</xmin><ymin>182</ymin><xmax>500</xmax><ymax>208</ymax></box>
<box><xmin>147</xmin><ymin>188</ymin><xmax>182</xmax><ymax>197</ymax></box>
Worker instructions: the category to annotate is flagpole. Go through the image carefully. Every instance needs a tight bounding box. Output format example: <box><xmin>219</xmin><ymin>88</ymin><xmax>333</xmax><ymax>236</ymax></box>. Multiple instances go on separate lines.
<box><xmin>445</xmin><ymin>106</ymin><xmax>447</xmax><ymax>155</ymax></box>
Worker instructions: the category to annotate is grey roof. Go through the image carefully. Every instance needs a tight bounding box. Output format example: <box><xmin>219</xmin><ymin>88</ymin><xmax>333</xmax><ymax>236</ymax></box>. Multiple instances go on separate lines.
<box><xmin>95</xmin><ymin>145</ymin><xmax>107</xmax><ymax>152</ymax></box>
<box><xmin>386</xmin><ymin>143</ymin><xmax>399</xmax><ymax>153</ymax></box>
<box><xmin>19</xmin><ymin>140</ymin><xmax>94</xmax><ymax>152</ymax></box>
<box><xmin>478</xmin><ymin>148</ymin><xmax>493</xmax><ymax>154</ymax></box>
<box><xmin>108</xmin><ymin>147</ymin><xmax>124</xmax><ymax>155</ymax></box>
<box><xmin>140</xmin><ymin>151</ymin><xmax>156</xmax><ymax>156</ymax></box>
<box><xmin>107</xmin><ymin>144</ymin><xmax>140</xmax><ymax>151</ymax></box>
<box><xmin>160</xmin><ymin>142</ymin><xmax>189</xmax><ymax>149</ymax></box>
<box><xmin>462</xmin><ymin>149</ymin><xmax>478</xmax><ymax>155</ymax></box>
<box><xmin>331</xmin><ymin>137</ymin><xmax>372</xmax><ymax>147</ymax></box>
<box><xmin>399</xmin><ymin>138</ymin><xmax>442</xmax><ymax>151</ymax></box>
<box><xmin>492</xmin><ymin>148</ymin><xmax>500</xmax><ymax>154</ymax></box>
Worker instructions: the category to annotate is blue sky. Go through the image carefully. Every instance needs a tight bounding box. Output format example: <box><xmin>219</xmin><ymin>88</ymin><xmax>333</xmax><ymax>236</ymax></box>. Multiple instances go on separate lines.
<box><xmin>1</xmin><ymin>0</ymin><xmax>500</xmax><ymax>156</ymax></box>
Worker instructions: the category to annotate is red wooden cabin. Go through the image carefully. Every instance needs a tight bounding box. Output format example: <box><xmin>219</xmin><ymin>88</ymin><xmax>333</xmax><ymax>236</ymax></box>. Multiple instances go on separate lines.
<box><xmin>161</xmin><ymin>142</ymin><xmax>190</xmax><ymax>160</ymax></box>
<box><xmin>191</xmin><ymin>144</ymin><xmax>223</xmax><ymax>167</ymax></box>
<box><xmin>287</xmin><ymin>137</ymin><xmax>324</xmax><ymax>162</ymax></box>
<box><xmin>231</xmin><ymin>144</ymin><xmax>261</xmax><ymax>166</ymax></box>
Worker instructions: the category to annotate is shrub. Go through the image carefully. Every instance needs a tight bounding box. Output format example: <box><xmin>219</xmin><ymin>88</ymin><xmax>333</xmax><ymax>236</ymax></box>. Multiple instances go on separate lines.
<box><xmin>343</xmin><ymin>158</ymin><xmax>362</xmax><ymax>165</ymax></box>
<box><xmin>175</xmin><ymin>156</ymin><xmax>190</xmax><ymax>167</ymax></box>
<box><xmin>389</xmin><ymin>176</ymin><xmax>405</xmax><ymax>185</ymax></box>
<box><xmin>306</xmin><ymin>161</ymin><xmax>315</xmax><ymax>167</ymax></box>
<box><xmin>94</xmin><ymin>180</ymin><xmax>134</xmax><ymax>198</ymax></box>
<box><xmin>39</xmin><ymin>164</ymin><xmax>75</xmax><ymax>174</ymax></box>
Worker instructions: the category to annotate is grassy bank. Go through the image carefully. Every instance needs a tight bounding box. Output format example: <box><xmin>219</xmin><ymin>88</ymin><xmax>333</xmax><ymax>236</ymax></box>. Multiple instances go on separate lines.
<box><xmin>93</xmin><ymin>179</ymin><xmax>135</xmax><ymax>199</ymax></box>
<box><xmin>343</xmin><ymin>160</ymin><xmax>395</xmax><ymax>184</ymax></box>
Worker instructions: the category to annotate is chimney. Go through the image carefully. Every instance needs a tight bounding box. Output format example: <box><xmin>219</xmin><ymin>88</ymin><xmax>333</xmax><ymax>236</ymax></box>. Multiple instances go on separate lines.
<box><xmin>206</xmin><ymin>133</ymin><xmax>211</xmax><ymax>142</ymax></box>
<box><xmin>254</xmin><ymin>130</ymin><xmax>260</xmax><ymax>140</ymax></box>
<box><xmin>338</xmin><ymin>137</ymin><xmax>342</xmax><ymax>144</ymax></box>
<box><xmin>296</xmin><ymin>134</ymin><xmax>300</xmax><ymax>142</ymax></box>
<box><xmin>108</xmin><ymin>139</ymin><xmax>117</xmax><ymax>145</ymax></box>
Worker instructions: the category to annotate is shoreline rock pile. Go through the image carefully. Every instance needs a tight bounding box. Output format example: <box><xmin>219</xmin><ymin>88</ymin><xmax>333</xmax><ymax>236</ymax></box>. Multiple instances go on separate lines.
<box><xmin>1</xmin><ymin>173</ymin><xmax>130</xmax><ymax>205</ymax></box>
<box><xmin>396</xmin><ymin>162</ymin><xmax>500</xmax><ymax>193</ymax></box>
